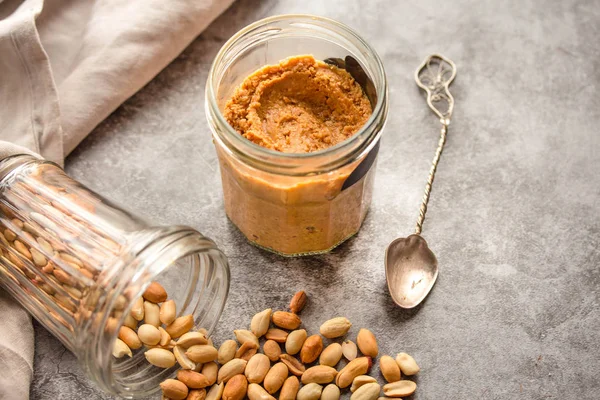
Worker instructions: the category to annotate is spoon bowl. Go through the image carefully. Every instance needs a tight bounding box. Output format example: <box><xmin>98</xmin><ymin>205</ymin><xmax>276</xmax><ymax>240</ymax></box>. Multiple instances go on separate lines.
<box><xmin>385</xmin><ymin>234</ymin><xmax>438</xmax><ymax>308</ymax></box>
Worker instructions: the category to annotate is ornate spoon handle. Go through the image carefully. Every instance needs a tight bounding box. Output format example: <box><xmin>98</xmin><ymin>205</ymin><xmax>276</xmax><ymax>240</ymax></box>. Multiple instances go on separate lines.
<box><xmin>415</xmin><ymin>123</ymin><xmax>447</xmax><ymax>235</ymax></box>
<box><xmin>414</xmin><ymin>54</ymin><xmax>457</xmax><ymax>235</ymax></box>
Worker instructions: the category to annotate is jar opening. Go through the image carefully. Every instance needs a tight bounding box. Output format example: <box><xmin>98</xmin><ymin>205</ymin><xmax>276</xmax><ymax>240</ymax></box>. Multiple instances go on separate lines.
<box><xmin>206</xmin><ymin>14</ymin><xmax>388</xmax><ymax>176</ymax></box>
<box><xmin>85</xmin><ymin>228</ymin><xmax>229</xmax><ymax>399</ymax></box>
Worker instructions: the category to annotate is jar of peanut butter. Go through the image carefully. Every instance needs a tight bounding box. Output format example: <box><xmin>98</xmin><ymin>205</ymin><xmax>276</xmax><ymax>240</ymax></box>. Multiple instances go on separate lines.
<box><xmin>206</xmin><ymin>15</ymin><xmax>388</xmax><ymax>256</ymax></box>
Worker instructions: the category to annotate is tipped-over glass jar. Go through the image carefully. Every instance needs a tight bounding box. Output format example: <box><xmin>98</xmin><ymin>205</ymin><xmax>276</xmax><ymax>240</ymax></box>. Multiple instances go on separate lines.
<box><xmin>0</xmin><ymin>155</ymin><xmax>230</xmax><ymax>398</ymax></box>
<box><xmin>206</xmin><ymin>15</ymin><xmax>388</xmax><ymax>256</ymax></box>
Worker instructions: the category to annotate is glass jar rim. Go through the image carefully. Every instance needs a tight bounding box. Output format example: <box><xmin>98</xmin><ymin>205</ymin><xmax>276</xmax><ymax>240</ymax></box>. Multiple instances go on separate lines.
<box><xmin>88</xmin><ymin>226</ymin><xmax>230</xmax><ymax>398</ymax></box>
<box><xmin>205</xmin><ymin>14</ymin><xmax>388</xmax><ymax>176</ymax></box>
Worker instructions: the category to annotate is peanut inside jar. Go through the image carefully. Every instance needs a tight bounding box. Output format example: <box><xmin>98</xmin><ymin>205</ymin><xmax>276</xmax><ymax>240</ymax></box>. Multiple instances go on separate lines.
<box><xmin>216</xmin><ymin>55</ymin><xmax>377</xmax><ymax>256</ymax></box>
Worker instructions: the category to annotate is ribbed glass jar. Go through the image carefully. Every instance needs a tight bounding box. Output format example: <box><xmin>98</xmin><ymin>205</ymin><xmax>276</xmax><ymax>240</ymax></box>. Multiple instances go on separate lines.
<box><xmin>0</xmin><ymin>155</ymin><xmax>230</xmax><ymax>398</ymax></box>
<box><xmin>206</xmin><ymin>14</ymin><xmax>388</xmax><ymax>256</ymax></box>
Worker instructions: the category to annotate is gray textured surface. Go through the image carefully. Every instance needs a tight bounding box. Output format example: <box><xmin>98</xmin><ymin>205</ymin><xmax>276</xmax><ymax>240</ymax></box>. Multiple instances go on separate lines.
<box><xmin>31</xmin><ymin>0</ymin><xmax>600</xmax><ymax>399</ymax></box>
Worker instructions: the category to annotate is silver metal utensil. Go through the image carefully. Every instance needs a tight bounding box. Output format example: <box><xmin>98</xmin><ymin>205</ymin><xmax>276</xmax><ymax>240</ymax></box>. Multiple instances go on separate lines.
<box><xmin>385</xmin><ymin>54</ymin><xmax>457</xmax><ymax>308</ymax></box>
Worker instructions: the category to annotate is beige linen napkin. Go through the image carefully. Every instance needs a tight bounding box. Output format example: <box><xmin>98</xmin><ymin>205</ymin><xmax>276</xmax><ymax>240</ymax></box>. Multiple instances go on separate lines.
<box><xmin>0</xmin><ymin>0</ymin><xmax>234</xmax><ymax>398</ymax></box>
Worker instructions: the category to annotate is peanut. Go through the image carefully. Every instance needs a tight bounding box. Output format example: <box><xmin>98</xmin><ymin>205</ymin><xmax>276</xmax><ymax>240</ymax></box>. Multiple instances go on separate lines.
<box><xmin>177</xmin><ymin>331</ymin><xmax>209</xmax><ymax>348</ymax></box>
<box><xmin>379</xmin><ymin>355</ymin><xmax>401</xmax><ymax>382</ymax></box>
<box><xmin>319</xmin><ymin>343</ymin><xmax>343</xmax><ymax>367</ymax></box>
<box><xmin>235</xmin><ymin>341</ymin><xmax>258</xmax><ymax>361</ymax></box>
<box><xmin>174</xmin><ymin>345</ymin><xmax>197</xmax><ymax>370</ymax></box>
<box><xmin>395</xmin><ymin>353</ymin><xmax>420</xmax><ymax>375</ymax></box>
<box><xmin>53</xmin><ymin>269</ymin><xmax>74</xmax><ymax>285</ymax></box>
<box><xmin>218</xmin><ymin>339</ymin><xmax>237</xmax><ymax>364</ymax></box>
<box><xmin>186</xmin><ymin>344</ymin><xmax>218</xmax><ymax>363</ymax></box>
<box><xmin>285</xmin><ymin>329</ymin><xmax>307</xmax><ymax>355</ymax></box>
<box><xmin>143</xmin><ymin>281</ymin><xmax>168</xmax><ymax>303</ymax></box>
<box><xmin>222</xmin><ymin>374</ymin><xmax>247</xmax><ymax>400</ymax></box>
<box><xmin>263</xmin><ymin>362</ymin><xmax>288</xmax><ymax>394</ymax></box>
<box><xmin>10</xmin><ymin>219</ymin><xmax>23</xmax><ymax>231</ymax></box>
<box><xmin>114</xmin><ymin>294</ymin><xmax>127</xmax><ymax>311</ymax></box>
<box><xmin>202</xmin><ymin>361</ymin><xmax>219</xmax><ymax>385</ymax></box>
<box><xmin>279</xmin><ymin>354</ymin><xmax>305</xmax><ymax>376</ymax></box>
<box><xmin>41</xmin><ymin>262</ymin><xmax>54</xmax><ymax>274</ymax></box>
<box><xmin>187</xmin><ymin>389</ymin><xmax>207</xmax><ymax>400</ymax></box>
<box><xmin>145</xmin><ymin>348</ymin><xmax>176</xmax><ymax>368</ymax></box>
<box><xmin>143</xmin><ymin>301</ymin><xmax>160</xmax><ymax>327</ymax></box>
<box><xmin>118</xmin><ymin>326</ymin><xmax>142</xmax><ymax>350</ymax></box>
<box><xmin>3</xmin><ymin>229</ymin><xmax>16</xmax><ymax>241</ymax></box>
<box><xmin>265</xmin><ymin>328</ymin><xmax>288</xmax><ymax>343</ymax></box>
<box><xmin>30</xmin><ymin>248</ymin><xmax>46</xmax><ymax>267</ymax></box>
<box><xmin>350</xmin><ymin>375</ymin><xmax>377</xmax><ymax>393</ymax></box>
<box><xmin>159</xmin><ymin>327</ymin><xmax>172</xmax><ymax>347</ymax></box>
<box><xmin>36</xmin><ymin>237</ymin><xmax>53</xmax><ymax>254</ymax></box>
<box><xmin>336</xmin><ymin>357</ymin><xmax>372</xmax><ymax>388</ymax></box>
<box><xmin>247</xmin><ymin>383</ymin><xmax>276</xmax><ymax>400</ymax></box>
<box><xmin>58</xmin><ymin>252</ymin><xmax>82</xmax><ymax>267</ymax></box>
<box><xmin>279</xmin><ymin>376</ymin><xmax>300</xmax><ymax>400</ymax></box>
<box><xmin>244</xmin><ymin>353</ymin><xmax>270</xmax><ymax>384</ymax></box>
<box><xmin>206</xmin><ymin>382</ymin><xmax>224</xmax><ymax>400</ymax></box>
<box><xmin>138</xmin><ymin>324</ymin><xmax>161</xmax><ymax>346</ymax></box>
<box><xmin>356</xmin><ymin>328</ymin><xmax>378</xmax><ymax>357</ymax></box>
<box><xmin>131</xmin><ymin>297</ymin><xmax>144</xmax><ymax>321</ymax></box>
<box><xmin>123</xmin><ymin>313</ymin><xmax>138</xmax><ymax>330</ymax></box>
<box><xmin>233</xmin><ymin>329</ymin><xmax>259</xmax><ymax>347</ymax></box>
<box><xmin>112</xmin><ymin>338</ymin><xmax>132</xmax><ymax>358</ymax></box>
<box><xmin>272</xmin><ymin>311</ymin><xmax>301</xmax><ymax>330</ymax></box>
<box><xmin>296</xmin><ymin>383</ymin><xmax>322</xmax><ymax>400</ymax></box>
<box><xmin>250</xmin><ymin>308</ymin><xmax>271</xmax><ymax>338</ymax></box>
<box><xmin>160</xmin><ymin>379</ymin><xmax>188</xmax><ymax>400</ymax></box>
<box><xmin>160</xmin><ymin>299</ymin><xmax>177</xmax><ymax>325</ymax></box>
<box><xmin>300</xmin><ymin>334</ymin><xmax>323</xmax><ymax>364</ymax></box>
<box><xmin>351</xmin><ymin>382</ymin><xmax>380</xmax><ymax>400</ymax></box>
<box><xmin>166</xmin><ymin>314</ymin><xmax>194</xmax><ymax>338</ymax></box>
<box><xmin>13</xmin><ymin>240</ymin><xmax>31</xmax><ymax>259</ymax></box>
<box><xmin>382</xmin><ymin>380</ymin><xmax>417</xmax><ymax>397</ymax></box>
<box><xmin>289</xmin><ymin>290</ymin><xmax>307</xmax><ymax>314</ymax></box>
<box><xmin>218</xmin><ymin>359</ymin><xmax>248</xmax><ymax>384</ymax></box>
<box><xmin>342</xmin><ymin>340</ymin><xmax>358</xmax><ymax>361</ymax></box>
<box><xmin>301</xmin><ymin>365</ymin><xmax>338</xmax><ymax>384</ymax></box>
<box><xmin>320</xmin><ymin>317</ymin><xmax>351</xmax><ymax>338</ymax></box>
<box><xmin>177</xmin><ymin>370</ymin><xmax>211</xmax><ymax>389</ymax></box>
<box><xmin>321</xmin><ymin>384</ymin><xmax>340</xmax><ymax>400</ymax></box>
<box><xmin>262</xmin><ymin>340</ymin><xmax>281</xmax><ymax>362</ymax></box>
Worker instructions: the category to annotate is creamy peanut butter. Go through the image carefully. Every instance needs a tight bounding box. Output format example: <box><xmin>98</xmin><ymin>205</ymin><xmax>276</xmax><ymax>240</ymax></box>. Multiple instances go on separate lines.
<box><xmin>218</xmin><ymin>55</ymin><xmax>375</xmax><ymax>255</ymax></box>
<box><xmin>224</xmin><ymin>55</ymin><xmax>372</xmax><ymax>153</ymax></box>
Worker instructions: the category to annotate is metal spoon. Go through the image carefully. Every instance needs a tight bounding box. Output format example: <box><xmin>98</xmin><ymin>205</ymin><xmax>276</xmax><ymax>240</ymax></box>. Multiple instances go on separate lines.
<box><xmin>385</xmin><ymin>54</ymin><xmax>457</xmax><ymax>308</ymax></box>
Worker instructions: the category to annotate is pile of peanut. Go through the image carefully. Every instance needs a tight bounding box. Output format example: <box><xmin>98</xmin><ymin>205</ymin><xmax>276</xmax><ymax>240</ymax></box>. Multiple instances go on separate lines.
<box><xmin>116</xmin><ymin>284</ymin><xmax>420</xmax><ymax>400</ymax></box>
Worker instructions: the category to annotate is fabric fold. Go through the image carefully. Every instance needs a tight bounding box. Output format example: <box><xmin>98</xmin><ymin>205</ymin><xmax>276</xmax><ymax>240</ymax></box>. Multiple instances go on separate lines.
<box><xmin>0</xmin><ymin>289</ymin><xmax>35</xmax><ymax>400</ymax></box>
<box><xmin>37</xmin><ymin>0</ymin><xmax>235</xmax><ymax>155</ymax></box>
<box><xmin>0</xmin><ymin>0</ymin><xmax>63</xmax><ymax>165</ymax></box>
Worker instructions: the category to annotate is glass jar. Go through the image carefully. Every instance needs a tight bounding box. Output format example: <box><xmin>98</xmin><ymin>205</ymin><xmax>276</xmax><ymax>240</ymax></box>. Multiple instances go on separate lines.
<box><xmin>205</xmin><ymin>14</ymin><xmax>388</xmax><ymax>256</ymax></box>
<box><xmin>0</xmin><ymin>155</ymin><xmax>230</xmax><ymax>398</ymax></box>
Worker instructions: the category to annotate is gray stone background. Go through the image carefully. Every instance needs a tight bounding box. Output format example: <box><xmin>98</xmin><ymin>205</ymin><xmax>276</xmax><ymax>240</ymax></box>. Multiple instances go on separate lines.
<box><xmin>31</xmin><ymin>0</ymin><xmax>600</xmax><ymax>399</ymax></box>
